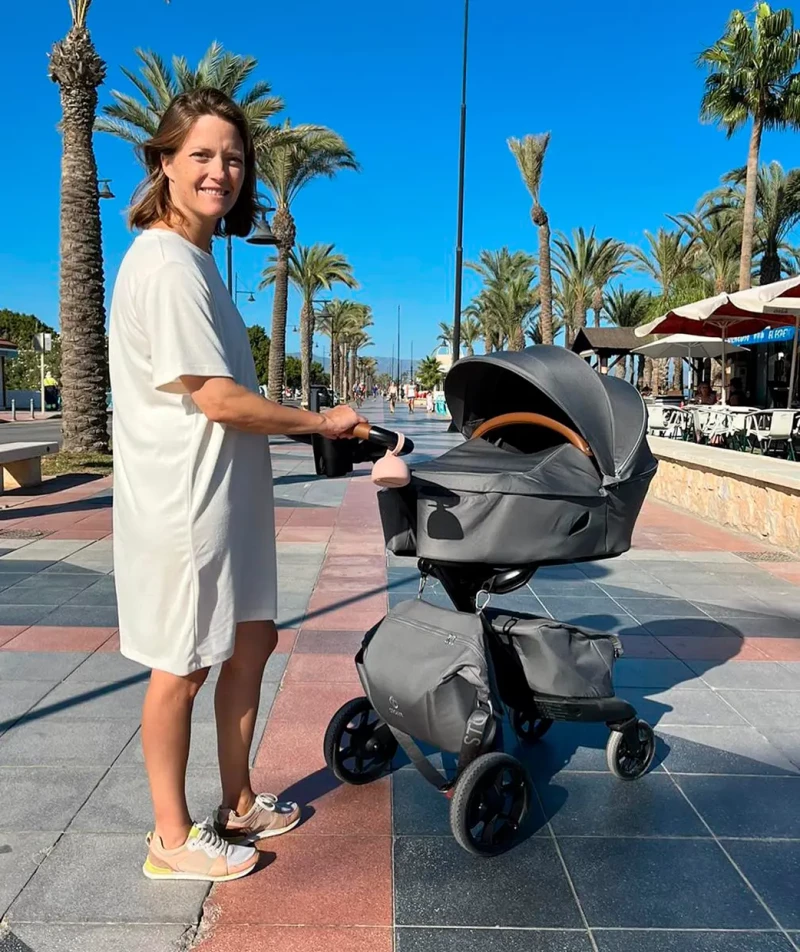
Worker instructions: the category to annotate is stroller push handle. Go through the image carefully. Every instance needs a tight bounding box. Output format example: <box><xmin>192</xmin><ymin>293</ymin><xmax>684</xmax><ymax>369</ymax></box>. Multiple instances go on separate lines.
<box><xmin>471</xmin><ymin>411</ymin><xmax>592</xmax><ymax>457</ymax></box>
<box><xmin>353</xmin><ymin>422</ymin><xmax>414</xmax><ymax>455</ymax></box>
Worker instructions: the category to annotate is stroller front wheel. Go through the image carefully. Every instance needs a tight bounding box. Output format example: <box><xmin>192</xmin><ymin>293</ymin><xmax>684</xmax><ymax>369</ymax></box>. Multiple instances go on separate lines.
<box><xmin>606</xmin><ymin>719</ymin><xmax>656</xmax><ymax>780</ymax></box>
<box><xmin>449</xmin><ymin>751</ymin><xmax>531</xmax><ymax>857</ymax></box>
<box><xmin>323</xmin><ymin>697</ymin><xmax>398</xmax><ymax>785</ymax></box>
<box><xmin>508</xmin><ymin>707</ymin><xmax>553</xmax><ymax>745</ymax></box>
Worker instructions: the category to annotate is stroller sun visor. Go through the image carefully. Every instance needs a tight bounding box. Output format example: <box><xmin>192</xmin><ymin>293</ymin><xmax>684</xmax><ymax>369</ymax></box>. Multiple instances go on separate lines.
<box><xmin>444</xmin><ymin>347</ymin><xmax>651</xmax><ymax>484</ymax></box>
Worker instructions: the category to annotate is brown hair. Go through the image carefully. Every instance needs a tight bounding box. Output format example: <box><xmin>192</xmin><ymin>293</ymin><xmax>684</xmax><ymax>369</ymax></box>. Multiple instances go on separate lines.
<box><xmin>128</xmin><ymin>87</ymin><xmax>258</xmax><ymax>238</ymax></box>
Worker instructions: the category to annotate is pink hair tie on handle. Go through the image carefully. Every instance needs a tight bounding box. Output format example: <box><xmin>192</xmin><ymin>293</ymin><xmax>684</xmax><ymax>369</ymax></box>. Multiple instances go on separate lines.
<box><xmin>371</xmin><ymin>432</ymin><xmax>411</xmax><ymax>487</ymax></box>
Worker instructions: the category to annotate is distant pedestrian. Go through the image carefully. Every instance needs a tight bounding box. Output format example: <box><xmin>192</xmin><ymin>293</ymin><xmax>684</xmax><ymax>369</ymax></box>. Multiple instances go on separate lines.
<box><xmin>426</xmin><ymin>391</ymin><xmax>434</xmax><ymax>413</ymax></box>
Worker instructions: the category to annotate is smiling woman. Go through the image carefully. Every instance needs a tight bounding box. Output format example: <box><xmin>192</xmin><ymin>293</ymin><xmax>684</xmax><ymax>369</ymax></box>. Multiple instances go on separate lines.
<box><xmin>107</xmin><ymin>88</ymin><xmax>364</xmax><ymax>886</ymax></box>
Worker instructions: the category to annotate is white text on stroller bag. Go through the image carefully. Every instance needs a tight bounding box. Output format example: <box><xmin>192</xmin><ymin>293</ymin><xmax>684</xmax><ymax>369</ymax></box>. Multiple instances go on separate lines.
<box><xmin>463</xmin><ymin>708</ymin><xmax>490</xmax><ymax>746</ymax></box>
<box><xmin>388</xmin><ymin>695</ymin><xmax>404</xmax><ymax>718</ymax></box>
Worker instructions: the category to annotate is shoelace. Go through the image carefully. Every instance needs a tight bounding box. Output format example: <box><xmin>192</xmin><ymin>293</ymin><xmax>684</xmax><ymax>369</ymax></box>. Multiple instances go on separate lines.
<box><xmin>189</xmin><ymin>819</ymin><xmax>230</xmax><ymax>857</ymax></box>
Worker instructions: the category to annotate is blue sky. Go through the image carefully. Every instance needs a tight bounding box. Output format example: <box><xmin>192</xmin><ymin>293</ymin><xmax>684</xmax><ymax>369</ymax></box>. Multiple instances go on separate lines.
<box><xmin>3</xmin><ymin>0</ymin><xmax>800</xmax><ymax>365</ymax></box>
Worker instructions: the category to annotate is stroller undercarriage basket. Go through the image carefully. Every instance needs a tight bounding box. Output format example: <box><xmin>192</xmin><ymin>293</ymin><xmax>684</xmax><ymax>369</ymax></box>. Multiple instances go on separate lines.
<box><xmin>323</xmin><ymin>599</ymin><xmax>656</xmax><ymax>857</ymax></box>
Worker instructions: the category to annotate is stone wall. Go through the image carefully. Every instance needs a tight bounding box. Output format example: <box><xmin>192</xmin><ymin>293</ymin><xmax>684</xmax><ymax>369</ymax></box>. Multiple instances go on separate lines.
<box><xmin>648</xmin><ymin>437</ymin><xmax>800</xmax><ymax>553</ymax></box>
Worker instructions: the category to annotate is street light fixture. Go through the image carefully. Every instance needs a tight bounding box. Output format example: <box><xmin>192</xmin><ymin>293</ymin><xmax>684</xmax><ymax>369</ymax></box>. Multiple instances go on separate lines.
<box><xmin>234</xmin><ymin>274</ymin><xmax>257</xmax><ymax>305</ymax></box>
<box><xmin>226</xmin><ymin>203</ymin><xmax>280</xmax><ymax>295</ymax></box>
<box><xmin>98</xmin><ymin>179</ymin><xmax>114</xmax><ymax>200</ymax></box>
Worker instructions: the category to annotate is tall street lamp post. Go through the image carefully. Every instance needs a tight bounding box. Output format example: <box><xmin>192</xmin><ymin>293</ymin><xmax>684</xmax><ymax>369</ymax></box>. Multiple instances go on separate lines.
<box><xmin>226</xmin><ymin>205</ymin><xmax>280</xmax><ymax>295</ymax></box>
<box><xmin>451</xmin><ymin>0</ymin><xmax>469</xmax><ymax>366</ymax></box>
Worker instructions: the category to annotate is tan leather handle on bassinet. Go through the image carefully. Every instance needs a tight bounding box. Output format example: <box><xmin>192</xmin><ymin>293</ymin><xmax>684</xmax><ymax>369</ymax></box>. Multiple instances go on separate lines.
<box><xmin>470</xmin><ymin>412</ymin><xmax>593</xmax><ymax>457</ymax></box>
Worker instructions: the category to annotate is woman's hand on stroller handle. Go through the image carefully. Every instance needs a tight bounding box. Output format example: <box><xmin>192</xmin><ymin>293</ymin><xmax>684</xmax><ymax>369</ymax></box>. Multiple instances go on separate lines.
<box><xmin>318</xmin><ymin>405</ymin><xmax>367</xmax><ymax>439</ymax></box>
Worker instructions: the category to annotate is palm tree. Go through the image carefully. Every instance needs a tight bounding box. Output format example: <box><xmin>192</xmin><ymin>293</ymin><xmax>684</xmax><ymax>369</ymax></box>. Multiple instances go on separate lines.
<box><xmin>508</xmin><ymin>134</ymin><xmax>554</xmax><ymax>344</ymax></box>
<box><xmin>460</xmin><ymin>316</ymin><xmax>482</xmax><ymax>356</ymax></box>
<box><xmin>260</xmin><ymin>243</ymin><xmax>357</xmax><ymax>408</ymax></box>
<box><xmin>417</xmin><ymin>354</ymin><xmax>443</xmax><ymax>391</ymax></box>
<box><xmin>49</xmin><ymin>0</ymin><xmax>109</xmax><ymax>452</ymax></box>
<box><xmin>96</xmin><ymin>42</ymin><xmax>283</xmax><ymax>148</ymax></box>
<box><xmin>553</xmin><ymin>228</ymin><xmax>608</xmax><ymax>344</ymax></box>
<box><xmin>317</xmin><ymin>299</ymin><xmax>360</xmax><ymax>402</ymax></box>
<box><xmin>632</xmin><ymin>228</ymin><xmax>699</xmax><ymax>394</ymax></box>
<box><xmin>437</xmin><ymin>321</ymin><xmax>453</xmax><ymax>352</ymax></box>
<box><xmin>670</xmin><ymin>208</ymin><xmax>740</xmax><ymax>293</ymax></box>
<box><xmin>701</xmin><ymin>162</ymin><xmax>800</xmax><ymax>284</ymax></box>
<box><xmin>466</xmin><ymin>248</ymin><xmax>537</xmax><ymax>351</ymax></box>
<box><xmin>258</xmin><ymin>123</ymin><xmax>359</xmax><ymax>402</ymax></box>
<box><xmin>590</xmin><ymin>239</ymin><xmax>630</xmax><ymax>327</ymax></box>
<box><xmin>698</xmin><ymin>3</ymin><xmax>800</xmax><ymax>289</ymax></box>
<box><xmin>604</xmin><ymin>287</ymin><xmax>652</xmax><ymax>382</ymax></box>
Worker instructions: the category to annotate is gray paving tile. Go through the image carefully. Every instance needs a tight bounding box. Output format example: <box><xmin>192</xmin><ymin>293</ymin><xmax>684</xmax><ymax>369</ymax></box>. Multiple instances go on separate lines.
<box><xmin>63</xmin><ymin>579</ymin><xmax>118</xmax><ymax>606</ymax></box>
<box><xmin>39</xmin><ymin>562</ymin><xmax>109</xmax><ymax>576</ymax></box>
<box><xmin>620</xmin><ymin>687</ymin><xmax>747</xmax><ymax>727</ymax></box>
<box><xmin>6</xmin><ymin>832</ymin><xmax>208</xmax><ymax>924</ymax></box>
<box><xmin>614</xmin><ymin>659</ymin><xmax>698</xmax><ymax>689</ymax></box>
<box><xmin>617</xmin><ymin>598</ymin><xmax>706</xmax><ymax>619</ymax></box>
<box><xmin>599</xmin><ymin>580</ymin><xmax>676</xmax><ymax>597</ymax></box>
<box><xmin>539</xmin><ymin>596</ymin><xmax>627</xmax><ymax>617</ymax></box>
<box><xmin>26</xmin><ymin>679</ymin><xmax>148</xmax><ymax>721</ymax></box>
<box><xmin>0</xmin><ymin>652</ymin><xmax>88</xmax><ymax>682</ymax></box>
<box><xmin>767</xmin><ymin>731</ymin><xmax>800</xmax><ymax>767</ymax></box>
<box><xmin>2</xmin><ymin>540</ymin><xmax>90</xmax><ymax>559</ymax></box>
<box><xmin>0</xmin><ymin>682</ymin><xmax>58</xmax><ymax>730</ymax></box>
<box><xmin>0</xmin><ymin>606</ymin><xmax>55</xmax><ymax>626</ymax></box>
<box><xmin>559</xmin><ymin>837</ymin><xmax>773</xmax><ymax>928</ymax></box>
<box><xmin>592</xmin><ymin>931</ymin><xmax>795</xmax><ymax>951</ymax></box>
<box><xmin>537</xmin><ymin>772</ymin><xmax>708</xmax><ymax>836</ymax></box>
<box><xmin>718</xmin><ymin>691</ymin><xmax>800</xmax><ymax>732</ymax></box>
<box><xmin>0</xmin><ymin>574</ymin><xmax>36</xmax><ymax>593</ymax></box>
<box><xmin>687</xmin><ymin>661</ymin><xmax>800</xmax><ymax>690</ymax></box>
<box><xmin>392</xmin><ymin>768</ymin><xmax>547</xmax><ymax>838</ymax></box>
<box><xmin>641</xmin><ymin>618</ymin><xmax>742</xmax><ymax>639</ymax></box>
<box><xmin>9</xmin><ymin>924</ymin><xmax>190</xmax><ymax>952</ymax></box>
<box><xmin>0</xmin><ymin>831</ymin><xmax>61</xmax><ymax>919</ymax></box>
<box><xmin>71</xmin><ymin>765</ymin><xmax>220</xmax><ymax>833</ymax></box>
<box><xmin>34</xmin><ymin>605</ymin><xmax>119</xmax><ymax>628</ymax></box>
<box><xmin>0</xmin><ymin>766</ymin><xmax>105</xmax><ymax>831</ymax></box>
<box><xmin>0</xmin><ymin>561</ymin><xmax>54</xmax><ymax>575</ymax></box>
<box><xmin>517</xmin><ymin>722</ymin><xmax>665</xmax><ymax>778</ymax></box>
<box><xmin>547</xmin><ymin>612</ymin><xmax>639</xmax><ymax>634</ymax></box>
<box><xmin>61</xmin><ymin>652</ymin><xmax>147</xmax><ymax>683</ymax></box>
<box><xmin>0</xmin><ymin>577</ymin><xmax>96</xmax><ymax>606</ymax></box>
<box><xmin>393</xmin><ymin>835</ymin><xmax>582</xmax><ymax>927</ymax></box>
<box><xmin>531</xmin><ymin>579</ymin><xmax>604</xmax><ymax>596</ymax></box>
<box><xmin>396</xmin><ymin>929</ymin><xmax>594</xmax><ymax>952</ymax></box>
<box><xmin>728</xmin><ymin>617</ymin><xmax>800</xmax><ymax>638</ymax></box>
<box><xmin>658</xmin><ymin>726</ymin><xmax>799</xmax><ymax>775</ymax></box>
<box><xmin>0</xmin><ymin>718</ymin><xmax>139</xmax><ymax>767</ymax></box>
<box><xmin>724</xmin><ymin>840</ymin><xmax>800</xmax><ymax>928</ymax></box>
<box><xmin>676</xmin><ymin>775</ymin><xmax>800</xmax><ymax>837</ymax></box>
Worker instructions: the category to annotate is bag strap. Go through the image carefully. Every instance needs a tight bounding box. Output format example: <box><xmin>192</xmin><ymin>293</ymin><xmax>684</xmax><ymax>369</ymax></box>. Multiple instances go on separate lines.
<box><xmin>387</xmin><ymin>727</ymin><xmax>450</xmax><ymax>789</ymax></box>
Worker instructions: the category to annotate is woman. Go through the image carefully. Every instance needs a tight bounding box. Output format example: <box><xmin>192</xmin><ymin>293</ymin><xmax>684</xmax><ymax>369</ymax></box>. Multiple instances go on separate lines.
<box><xmin>109</xmin><ymin>88</ymin><xmax>364</xmax><ymax>883</ymax></box>
<box><xmin>388</xmin><ymin>382</ymin><xmax>397</xmax><ymax>414</ymax></box>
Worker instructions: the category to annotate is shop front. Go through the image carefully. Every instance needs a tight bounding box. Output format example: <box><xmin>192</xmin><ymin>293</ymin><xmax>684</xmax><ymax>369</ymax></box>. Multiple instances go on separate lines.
<box><xmin>729</xmin><ymin>325</ymin><xmax>795</xmax><ymax>407</ymax></box>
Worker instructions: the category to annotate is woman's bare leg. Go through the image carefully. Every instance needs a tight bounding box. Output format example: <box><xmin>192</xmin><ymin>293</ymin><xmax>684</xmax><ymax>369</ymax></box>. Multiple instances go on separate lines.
<box><xmin>141</xmin><ymin>667</ymin><xmax>209</xmax><ymax>849</ymax></box>
<box><xmin>215</xmin><ymin>620</ymin><xmax>278</xmax><ymax>814</ymax></box>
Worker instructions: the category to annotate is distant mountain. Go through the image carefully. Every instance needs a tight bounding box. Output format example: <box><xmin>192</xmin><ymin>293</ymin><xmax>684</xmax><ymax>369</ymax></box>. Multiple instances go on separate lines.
<box><xmin>291</xmin><ymin>352</ymin><xmax>419</xmax><ymax>378</ymax></box>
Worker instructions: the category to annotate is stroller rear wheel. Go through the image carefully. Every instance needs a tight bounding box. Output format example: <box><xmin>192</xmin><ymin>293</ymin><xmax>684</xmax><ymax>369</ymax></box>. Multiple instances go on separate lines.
<box><xmin>606</xmin><ymin>719</ymin><xmax>656</xmax><ymax>780</ymax></box>
<box><xmin>449</xmin><ymin>751</ymin><xmax>531</xmax><ymax>857</ymax></box>
<box><xmin>324</xmin><ymin>697</ymin><xmax>398</xmax><ymax>785</ymax></box>
<box><xmin>508</xmin><ymin>707</ymin><xmax>553</xmax><ymax>745</ymax></box>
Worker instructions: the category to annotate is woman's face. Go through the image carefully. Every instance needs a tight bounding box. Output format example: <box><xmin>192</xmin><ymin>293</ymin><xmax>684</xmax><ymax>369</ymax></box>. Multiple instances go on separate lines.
<box><xmin>162</xmin><ymin>114</ymin><xmax>245</xmax><ymax>225</ymax></box>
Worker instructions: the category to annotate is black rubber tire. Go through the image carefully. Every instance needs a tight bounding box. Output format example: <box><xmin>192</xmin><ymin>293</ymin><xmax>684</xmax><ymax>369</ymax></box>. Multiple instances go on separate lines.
<box><xmin>323</xmin><ymin>697</ymin><xmax>397</xmax><ymax>785</ymax></box>
<box><xmin>606</xmin><ymin>720</ymin><xmax>656</xmax><ymax>781</ymax></box>
<box><xmin>449</xmin><ymin>751</ymin><xmax>531</xmax><ymax>857</ymax></box>
<box><xmin>508</xmin><ymin>707</ymin><xmax>553</xmax><ymax>745</ymax></box>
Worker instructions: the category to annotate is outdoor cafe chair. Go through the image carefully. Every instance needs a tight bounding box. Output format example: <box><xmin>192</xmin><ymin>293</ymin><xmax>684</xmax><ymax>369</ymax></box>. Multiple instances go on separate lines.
<box><xmin>745</xmin><ymin>410</ymin><xmax>799</xmax><ymax>460</ymax></box>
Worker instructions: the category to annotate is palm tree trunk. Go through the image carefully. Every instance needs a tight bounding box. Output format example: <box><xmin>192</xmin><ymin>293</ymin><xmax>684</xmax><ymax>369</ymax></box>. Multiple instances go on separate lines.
<box><xmin>483</xmin><ymin>333</ymin><xmax>493</xmax><ymax>354</ymax></box>
<box><xmin>267</xmin><ymin>208</ymin><xmax>296</xmax><ymax>403</ymax></box>
<box><xmin>536</xmin><ymin>215</ymin><xmax>554</xmax><ymax>345</ymax></box>
<box><xmin>760</xmin><ymin>244</ymin><xmax>782</xmax><ymax>285</ymax></box>
<box><xmin>738</xmin><ymin>112</ymin><xmax>763</xmax><ymax>291</ymax></box>
<box><xmin>49</xmin><ymin>21</ymin><xmax>109</xmax><ymax>453</ymax></box>
<box><xmin>267</xmin><ymin>244</ymin><xmax>290</xmax><ymax>403</ymax></box>
<box><xmin>299</xmin><ymin>299</ymin><xmax>312</xmax><ymax>409</ymax></box>
<box><xmin>329</xmin><ymin>334</ymin><xmax>338</xmax><ymax>401</ymax></box>
<box><xmin>349</xmin><ymin>346</ymin><xmax>358</xmax><ymax>397</ymax></box>
<box><xmin>674</xmin><ymin>358</ymin><xmax>684</xmax><ymax>396</ymax></box>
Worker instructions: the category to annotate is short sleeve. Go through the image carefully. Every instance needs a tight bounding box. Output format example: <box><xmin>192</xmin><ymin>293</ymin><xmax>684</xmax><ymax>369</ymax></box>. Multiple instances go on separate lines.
<box><xmin>141</xmin><ymin>260</ymin><xmax>234</xmax><ymax>393</ymax></box>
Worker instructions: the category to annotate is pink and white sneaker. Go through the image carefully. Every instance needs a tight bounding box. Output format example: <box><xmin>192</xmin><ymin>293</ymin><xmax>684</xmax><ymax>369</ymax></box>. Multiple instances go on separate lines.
<box><xmin>215</xmin><ymin>792</ymin><xmax>301</xmax><ymax>843</ymax></box>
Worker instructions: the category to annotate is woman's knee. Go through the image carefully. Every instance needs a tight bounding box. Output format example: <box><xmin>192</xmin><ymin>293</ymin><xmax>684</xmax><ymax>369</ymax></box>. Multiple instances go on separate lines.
<box><xmin>148</xmin><ymin>666</ymin><xmax>210</xmax><ymax>702</ymax></box>
<box><xmin>223</xmin><ymin>621</ymin><xmax>277</xmax><ymax>673</ymax></box>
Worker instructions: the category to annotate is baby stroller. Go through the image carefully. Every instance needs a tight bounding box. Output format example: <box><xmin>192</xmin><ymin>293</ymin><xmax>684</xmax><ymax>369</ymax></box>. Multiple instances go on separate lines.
<box><xmin>323</xmin><ymin>346</ymin><xmax>660</xmax><ymax>857</ymax></box>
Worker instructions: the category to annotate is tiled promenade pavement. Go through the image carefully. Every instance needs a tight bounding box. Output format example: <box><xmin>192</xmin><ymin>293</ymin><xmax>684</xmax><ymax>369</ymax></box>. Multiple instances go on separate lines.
<box><xmin>1</xmin><ymin>400</ymin><xmax>799</xmax><ymax>952</ymax></box>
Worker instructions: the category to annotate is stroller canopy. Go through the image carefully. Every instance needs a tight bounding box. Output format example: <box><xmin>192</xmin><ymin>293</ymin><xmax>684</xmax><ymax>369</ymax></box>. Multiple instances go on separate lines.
<box><xmin>445</xmin><ymin>347</ymin><xmax>648</xmax><ymax>483</ymax></box>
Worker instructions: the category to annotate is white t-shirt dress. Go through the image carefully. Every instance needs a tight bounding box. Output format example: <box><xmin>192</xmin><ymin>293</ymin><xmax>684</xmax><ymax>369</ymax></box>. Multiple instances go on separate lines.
<box><xmin>108</xmin><ymin>228</ymin><xmax>277</xmax><ymax>676</ymax></box>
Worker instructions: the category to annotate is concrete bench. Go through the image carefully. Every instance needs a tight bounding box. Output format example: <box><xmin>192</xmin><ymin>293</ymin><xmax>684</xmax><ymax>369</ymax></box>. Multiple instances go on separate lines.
<box><xmin>0</xmin><ymin>442</ymin><xmax>59</xmax><ymax>492</ymax></box>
